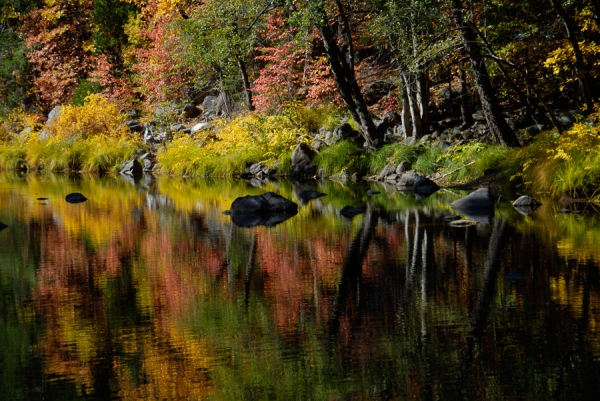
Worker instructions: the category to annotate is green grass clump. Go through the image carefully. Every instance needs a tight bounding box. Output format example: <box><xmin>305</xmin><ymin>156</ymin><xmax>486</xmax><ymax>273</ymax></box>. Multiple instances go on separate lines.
<box><xmin>313</xmin><ymin>140</ymin><xmax>367</xmax><ymax>176</ymax></box>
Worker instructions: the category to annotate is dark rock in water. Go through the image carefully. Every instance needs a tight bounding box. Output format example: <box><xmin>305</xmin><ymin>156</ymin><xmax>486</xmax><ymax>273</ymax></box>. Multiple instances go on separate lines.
<box><xmin>512</xmin><ymin>195</ymin><xmax>541</xmax><ymax>207</ymax></box>
<box><xmin>0</xmin><ymin>221</ymin><xmax>7</xmax><ymax>232</ymax></box>
<box><xmin>443</xmin><ymin>215</ymin><xmax>461</xmax><ymax>221</ymax></box>
<box><xmin>340</xmin><ymin>205</ymin><xmax>365</xmax><ymax>218</ymax></box>
<box><xmin>65</xmin><ymin>193</ymin><xmax>87</xmax><ymax>204</ymax></box>
<box><xmin>37</xmin><ymin>197</ymin><xmax>49</xmax><ymax>200</ymax></box>
<box><xmin>120</xmin><ymin>158</ymin><xmax>143</xmax><ymax>179</ymax></box>
<box><xmin>412</xmin><ymin>176</ymin><xmax>440</xmax><ymax>194</ymax></box>
<box><xmin>297</xmin><ymin>190</ymin><xmax>327</xmax><ymax>200</ymax></box>
<box><xmin>451</xmin><ymin>188</ymin><xmax>494</xmax><ymax>210</ymax></box>
<box><xmin>367</xmin><ymin>189</ymin><xmax>380</xmax><ymax>196</ymax></box>
<box><xmin>227</xmin><ymin>192</ymin><xmax>298</xmax><ymax>215</ymax></box>
<box><xmin>450</xmin><ymin>188</ymin><xmax>495</xmax><ymax>223</ymax></box>
<box><xmin>512</xmin><ymin>195</ymin><xmax>542</xmax><ymax>215</ymax></box>
<box><xmin>504</xmin><ymin>272</ymin><xmax>526</xmax><ymax>281</ymax></box>
<box><xmin>230</xmin><ymin>210</ymin><xmax>298</xmax><ymax>228</ymax></box>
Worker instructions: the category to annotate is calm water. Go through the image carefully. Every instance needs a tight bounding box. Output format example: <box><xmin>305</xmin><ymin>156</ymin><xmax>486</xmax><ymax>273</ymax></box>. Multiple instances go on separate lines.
<box><xmin>1</xmin><ymin>172</ymin><xmax>600</xmax><ymax>400</ymax></box>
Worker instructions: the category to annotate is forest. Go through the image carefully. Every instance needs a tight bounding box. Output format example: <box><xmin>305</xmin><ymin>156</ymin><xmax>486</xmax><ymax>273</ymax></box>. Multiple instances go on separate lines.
<box><xmin>1</xmin><ymin>0</ymin><xmax>600</xmax><ymax>198</ymax></box>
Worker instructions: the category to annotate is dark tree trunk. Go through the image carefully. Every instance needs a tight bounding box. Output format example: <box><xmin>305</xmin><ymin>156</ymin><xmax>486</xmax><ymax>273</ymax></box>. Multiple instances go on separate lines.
<box><xmin>315</xmin><ymin>5</ymin><xmax>380</xmax><ymax>147</ymax></box>
<box><xmin>549</xmin><ymin>0</ymin><xmax>595</xmax><ymax>111</ymax></box>
<box><xmin>237</xmin><ymin>58</ymin><xmax>254</xmax><ymax>111</ymax></box>
<box><xmin>453</xmin><ymin>0</ymin><xmax>521</xmax><ymax>147</ymax></box>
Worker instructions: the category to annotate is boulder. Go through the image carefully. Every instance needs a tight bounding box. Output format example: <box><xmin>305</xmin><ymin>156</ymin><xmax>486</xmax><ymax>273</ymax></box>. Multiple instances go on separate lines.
<box><xmin>378</xmin><ymin>164</ymin><xmax>396</xmax><ymax>181</ymax></box>
<box><xmin>450</xmin><ymin>187</ymin><xmax>494</xmax><ymax>223</ymax></box>
<box><xmin>120</xmin><ymin>158</ymin><xmax>144</xmax><ymax>179</ymax></box>
<box><xmin>183</xmin><ymin>103</ymin><xmax>201</xmax><ymax>118</ymax></box>
<box><xmin>225</xmin><ymin>192</ymin><xmax>298</xmax><ymax>215</ymax></box>
<box><xmin>65</xmin><ymin>193</ymin><xmax>87</xmax><ymax>204</ymax></box>
<box><xmin>412</xmin><ymin>176</ymin><xmax>440</xmax><ymax>194</ymax></box>
<box><xmin>397</xmin><ymin>170</ymin><xmax>420</xmax><ymax>188</ymax></box>
<box><xmin>472</xmin><ymin>110</ymin><xmax>486</xmax><ymax>121</ymax></box>
<box><xmin>40</xmin><ymin>106</ymin><xmax>62</xmax><ymax>139</ymax></box>
<box><xmin>512</xmin><ymin>195</ymin><xmax>542</xmax><ymax>215</ymax></box>
<box><xmin>395</xmin><ymin>161</ymin><xmax>409</xmax><ymax>175</ymax></box>
<box><xmin>332</xmin><ymin>123</ymin><xmax>356</xmax><ymax>140</ymax></box>
<box><xmin>290</xmin><ymin>143</ymin><xmax>317</xmax><ymax>178</ymax></box>
<box><xmin>229</xmin><ymin>210</ymin><xmax>298</xmax><ymax>228</ymax></box>
<box><xmin>202</xmin><ymin>96</ymin><xmax>218</xmax><ymax>112</ymax></box>
<box><xmin>0</xmin><ymin>221</ymin><xmax>7</xmax><ymax>232</ymax></box>
<box><xmin>451</xmin><ymin>188</ymin><xmax>494</xmax><ymax>210</ymax></box>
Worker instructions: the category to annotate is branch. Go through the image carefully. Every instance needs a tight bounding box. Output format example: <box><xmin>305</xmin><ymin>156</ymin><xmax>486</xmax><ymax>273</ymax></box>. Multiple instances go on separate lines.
<box><xmin>433</xmin><ymin>160</ymin><xmax>476</xmax><ymax>181</ymax></box>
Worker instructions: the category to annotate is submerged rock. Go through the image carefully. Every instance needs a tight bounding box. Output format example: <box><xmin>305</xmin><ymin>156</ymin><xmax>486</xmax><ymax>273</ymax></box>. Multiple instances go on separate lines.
<box><xmin>120</xmin><ymin>158</ymin><xmax>144</xmax><ymax>179</ymax></box>
<box><xmin>229</xmin><ymin>210</ymin><xmax>298</xmax><ymax>228</ymax></box>
<box><xmin>367</xmin><ymin>189</ymin><xmax>381</xmax><ymax>196</ymax></box>
<box><xmin>512</xmin><ymin>195</ymin><xmax>542</xmax><ymax>215</ymax></box>
<box><xmin>65</xmin><ymin>193</ymin><xmax>87</xmax><ymax>204</ymax></box>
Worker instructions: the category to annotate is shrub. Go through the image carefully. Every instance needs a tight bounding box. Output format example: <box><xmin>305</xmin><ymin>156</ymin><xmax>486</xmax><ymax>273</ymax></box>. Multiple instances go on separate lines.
<box><xmin>42</xmin><ymin>94</ymin><xmax>128</xmax><ymax>139</ymax></box>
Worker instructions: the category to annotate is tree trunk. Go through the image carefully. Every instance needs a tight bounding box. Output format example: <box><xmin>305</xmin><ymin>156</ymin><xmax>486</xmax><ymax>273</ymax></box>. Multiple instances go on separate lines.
<box><xmin>316</xmin><ymin>7</ymin><xmax>379</xmax><ymax>147</ymax></box>
<box><xmin>416</xmin><ymin>71</ymin><xmax>429</xmax><ymax>132</ymax></box>
<box><xmin>237</xmin><ymin>58</ymin><xmax>254</xmax><ymax>111</ymax></box>
<box><xmin>402</xmin><ymin>73</ymin><xmax>424</xmax><ymax>138</ymax></box>
<box><xmin>453</xmin><ymin>0</ymin><xmax>521</xmax><ymax>147</ymax></box>
<box><xmin>459</xmin><ymin>64</ymin><xmax>475</xmax><ymax>126</ymax></box>
<box><xmin>549</xmin><ymin>0</ymin><xmax>595</xmax><ymax>111</ymax></box>
<box><xmin>400</xmin><ymin>84</ymin><xmax>412</xmax><ymax>138</ymax></box>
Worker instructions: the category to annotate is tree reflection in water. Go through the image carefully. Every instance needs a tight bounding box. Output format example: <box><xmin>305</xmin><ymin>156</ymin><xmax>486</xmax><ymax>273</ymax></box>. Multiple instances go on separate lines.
<box><xmin>1</xmin><ymin>173</ymin><xmax>600</xmax><ymax>400</ymax></box>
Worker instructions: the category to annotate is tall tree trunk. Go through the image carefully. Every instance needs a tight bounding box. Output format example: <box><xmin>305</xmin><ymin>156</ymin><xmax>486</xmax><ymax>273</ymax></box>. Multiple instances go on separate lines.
<box><xmin>549</xmin><ymin>0</ymin><xmax>595</xmax><ymax>111</ymax></box>
<box><xmin>400</xmin><ymin>84</ymin><xmax>412</xmax><ymax>138</ymax></box>
<box><xmin>237</xmin><ymin>58</ymin><xmax>254</xmax><ymax>111</ymax></box>
<box><xmin>453</xmin><ymin>0</ymin><xmax>521</xmax><ymax>147</ymax></box>
<box><xmin>459</xmin><ymin>64</ymin><xmax>474</xmax><ymax>126</ymax></box>
<box><xmin>316</xmin><ymin>5</ymin><xmax>379</xmax><ymax>147</ymax></box>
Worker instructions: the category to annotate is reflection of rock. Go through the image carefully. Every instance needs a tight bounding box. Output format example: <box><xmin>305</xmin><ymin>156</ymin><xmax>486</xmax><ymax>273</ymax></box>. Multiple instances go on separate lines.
<box><xmin>65</xmin><ymin>193</ymin><xmax>87</xmax><ymax>203</ymax></box>
<box><xmin>225</xmin><ymin>192</ymin><xmax>298</xmax><ymax>215</ymax></box>
<box><xmin>230</xmin><ymin>210</ymin><xmax>298</xmax><ymax>228</ymax></box>
<box><xmin>504</xmin><ymin>272</ymin><xmax>526</xmax><ymax>281</ymax></box>
<box><xmin>412</xmin><ymin>176</ymin><xmax>440</xmax><ymax>194</ymax></box>
<box><xmin>120</xmin><ymin>158</ymin><xmax>144</xmax><ymax>180</ymax></box>
<box><xmin>340</xmin><ymin>205</ymin><xmax>365</xmax><ymax>218</ymax></box>
<box><xmin>297</xmin><ymin>190</ymin><xmax>327</xmax><ymax>201</ymax></box>
<box><xmin>0</xmin><ymin>221</ymin><xmax>7</xmax><ymax>232</ymax></box>
<box><xmin>512</xmin><ymin>195</ymin><xmax>541</xmax><ymax>215</ymax></box>
<box><xmin>367</xmin><ymin>189</ymin><xmax>380</xmax><ymax>196</ymax></box>
<box><xmin>448</xmin><ymin>219</ymin><xmax>477</xmax><ymax>227</ymax></box>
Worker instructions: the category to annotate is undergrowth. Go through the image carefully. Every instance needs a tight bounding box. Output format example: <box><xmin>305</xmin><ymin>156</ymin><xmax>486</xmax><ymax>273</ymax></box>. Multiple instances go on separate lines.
<box><xmin>313</xmin><ymin>141</ymin><xmax>367</xmax><ymax>176</ymax></box>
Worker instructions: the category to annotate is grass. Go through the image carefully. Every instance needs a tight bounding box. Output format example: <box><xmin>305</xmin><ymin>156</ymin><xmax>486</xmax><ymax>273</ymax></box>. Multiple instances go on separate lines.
<box><xmin>313</xmin><ymin>140</ymin><xmax>367</xmax><ymax>177</ymax></box>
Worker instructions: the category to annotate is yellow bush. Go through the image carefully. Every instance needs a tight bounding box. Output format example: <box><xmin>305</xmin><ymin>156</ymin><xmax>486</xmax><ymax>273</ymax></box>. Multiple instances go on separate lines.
<box><xmin>43</xmin><ymin>94</ymin><xmax>129</xmax><ymax>139</ymax></box>
<box><xmin>0</xmin><ymin>107</ymin><xmax>41</xmax><ymax>142</ymax></box>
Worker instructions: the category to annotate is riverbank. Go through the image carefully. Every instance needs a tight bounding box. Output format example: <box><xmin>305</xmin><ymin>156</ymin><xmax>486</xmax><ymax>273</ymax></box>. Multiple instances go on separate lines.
<box><xmin>1</xmin><ymin>98</ymin><xmax>599</xmax><ymax>202</ymax></box>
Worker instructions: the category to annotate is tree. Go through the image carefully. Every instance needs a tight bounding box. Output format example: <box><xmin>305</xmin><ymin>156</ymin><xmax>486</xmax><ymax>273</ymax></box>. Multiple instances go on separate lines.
<box><xmin>178</xmin><ymin>0</ymin><xmax>275</xmax><ymax>112</ymax></box>
<box><xmin>285</xmin><ymin>0</ymin><xmax>381</xmax><ymax>147</ymax></box>
<box><xmin>452</xmin><ymin>0</ymin><xmax>521</xmax><ymax>147</ymax></box>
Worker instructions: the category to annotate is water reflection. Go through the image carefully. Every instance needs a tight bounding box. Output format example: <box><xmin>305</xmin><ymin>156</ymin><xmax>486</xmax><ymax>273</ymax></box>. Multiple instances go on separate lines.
<box><xmin>1</xmin><ymin>172</ymin><xmax>600</xmax><ymax>400</ymax></box>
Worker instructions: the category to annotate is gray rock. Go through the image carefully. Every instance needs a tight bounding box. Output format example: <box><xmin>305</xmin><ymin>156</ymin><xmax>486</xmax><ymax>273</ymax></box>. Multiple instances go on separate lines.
<box><xmin>291</xmin><ymin>143</ymin><xmax>317</xmax><ymax>178</ymax></box>
<box><xmin>40</xmin><ymin>106</ymin><xmax>62</xmax><ymax>139</ymax></box>
<box><xmin>404</xmin><ymin>136</ymin><xmax>417</xmax><ymax>146</ymax></box>
<box><xmin>332</xmin><ymin>123</ymin><xmax>356</xmax><ymax>140</ymax></box>
<box><xmin>512</xmin><ymin>195</ymin><xmax>541</xmax><ymax>207</ymax></box>
<box><xmin>170</xmin><ymin>123</ymin><xmax>183</xmax><ymax>132</ymax></box>
<box><xmin>526</xmin><ymin>124</ymin><xmax>545</xmax><ymax>135</ymax></box>
<box><xmin>120</xmin><ymin>159</ymin><xmax>143</xmax><ymax>179</ymax></box>
<box><xmin>311</xmin><ymin>139</ymin><xmax>324</xmax><ymax>151</ymax></box>
<box><xmin>395</xmin><ymin>161</ymin><xmax>409</xmax><ymax>175</ymax></box>
<box><xmin>378</xmin><ymin>164</ymin><xmax>396</xmax><ymax>181</ymax></box>
<box><xmin>127</xmin><ymin>119</ymin><xmax>144</xmax><ymax>133</ymax></box>
<box><xmin>190</xmin><ymin>122</ymin><xmax>210</xmax><ymax>134</ymax></box>
<box><xmin>397</xmin><ymin>170</ymin><xmax>420</xmax><ymax>188</ymax></box>
<box><xmin>451</xmin><ymin>188</ymin><xmax>494</xmax><ymax>209</ymax></box>
<box><xmin>202</xmin><ymin>96</ymin><xmax>218</xmax><ymax>112</ymax></box>
<box><xmin>385</xmin><ymin>173</ymin><xmax>398</xmax><ymax>182</ymax></box>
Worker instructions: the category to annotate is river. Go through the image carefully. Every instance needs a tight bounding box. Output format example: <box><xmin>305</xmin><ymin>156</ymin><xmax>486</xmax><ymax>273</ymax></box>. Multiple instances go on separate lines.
<box><xmin>1</xmin><ymin>172</ymin><xmax>600</xmax><ymax>400</ymax></box>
